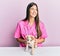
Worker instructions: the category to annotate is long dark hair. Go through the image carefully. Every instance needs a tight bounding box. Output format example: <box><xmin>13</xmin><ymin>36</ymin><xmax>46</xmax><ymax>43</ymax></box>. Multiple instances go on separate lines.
<box><xmin>23</xmin><ymin>2</ymin><xmax>42</xmax><ymax>39</ymax></box>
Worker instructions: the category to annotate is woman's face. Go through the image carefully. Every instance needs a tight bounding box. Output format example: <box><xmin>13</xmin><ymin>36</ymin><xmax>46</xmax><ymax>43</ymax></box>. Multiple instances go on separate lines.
<box><xmin>29</xmin><ymin>5</ymin><xmax>37</xmax><ymax>18</ymax></box>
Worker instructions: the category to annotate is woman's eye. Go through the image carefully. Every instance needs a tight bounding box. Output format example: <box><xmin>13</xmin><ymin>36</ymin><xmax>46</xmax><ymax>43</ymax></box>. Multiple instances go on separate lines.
<box><xmin>31</xmin><ymin>8</ymin><xmax>34</xmax><ymax>10</ymax></box>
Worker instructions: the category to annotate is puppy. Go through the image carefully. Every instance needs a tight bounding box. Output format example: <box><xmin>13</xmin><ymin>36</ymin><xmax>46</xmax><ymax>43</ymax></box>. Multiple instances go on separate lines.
<box><xmin>25</xmin><ymin>35</ymin><xmax>37</xmax><ymax>55</ymax></box>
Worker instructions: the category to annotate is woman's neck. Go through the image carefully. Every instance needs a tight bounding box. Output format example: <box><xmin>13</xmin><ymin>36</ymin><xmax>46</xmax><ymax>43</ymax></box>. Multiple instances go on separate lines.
<box><xmin>29</xmin><ymin>17</ymin><xmax>35</xmax><ymax>26</ymax></box>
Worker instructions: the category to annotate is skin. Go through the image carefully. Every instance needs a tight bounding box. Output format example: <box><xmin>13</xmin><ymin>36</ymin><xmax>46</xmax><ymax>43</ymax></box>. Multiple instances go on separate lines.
<box><xmin>16</xmin><ymin>5</ymin><xmax>45</xmax><ymax>46</ymax></box>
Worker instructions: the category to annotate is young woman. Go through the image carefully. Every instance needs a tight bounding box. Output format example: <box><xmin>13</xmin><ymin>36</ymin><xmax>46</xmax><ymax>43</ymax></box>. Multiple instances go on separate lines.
<box><xmin>14</xmin><ymin>2</ymin><xmax>48</xmax><ymax>47</ymax></box>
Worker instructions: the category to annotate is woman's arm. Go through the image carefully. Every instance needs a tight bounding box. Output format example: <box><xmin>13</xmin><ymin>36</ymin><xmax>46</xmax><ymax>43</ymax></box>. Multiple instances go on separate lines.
<box><xmin>30</xmin><ymin>35</ymin><xmax>45</xmax><ymax>44</ymax></box>
<box><xmin>16</xmin><ymin>38</ymin><xmax>26</xmax><ymax>44</ymax></box>
<box><xmin>36</xmin><ymin>38</ymin><xmax>45</xmax><ymax>44</ymax></box>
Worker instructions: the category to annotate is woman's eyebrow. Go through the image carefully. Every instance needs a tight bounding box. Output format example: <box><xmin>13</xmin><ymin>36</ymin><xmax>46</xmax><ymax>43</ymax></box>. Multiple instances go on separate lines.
<box><xmin>31</xmin><ymin>7</ymin><xmax>37</xmax><ymax>10</ymax></box>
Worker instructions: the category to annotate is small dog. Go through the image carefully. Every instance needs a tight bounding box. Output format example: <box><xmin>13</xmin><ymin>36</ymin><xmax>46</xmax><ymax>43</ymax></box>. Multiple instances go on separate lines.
<box><xmin>25</xmin><ymin>35</ymin><xmax>37</xmax><ymax>55</ymax></box>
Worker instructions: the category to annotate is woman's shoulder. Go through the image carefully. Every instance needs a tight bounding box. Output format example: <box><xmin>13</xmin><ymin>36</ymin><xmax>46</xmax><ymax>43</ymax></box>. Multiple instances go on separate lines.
<box><xmin>17</xmin><ymin>19</ymin><xmax>26</xmax><ymax>25</ymax></box>
<box><xmin>39</xmin><ymin>20</ymin><xmax>46</xmax><ymax>29</ymax></box>
<box><xmin>39</xmin><ymin>20</ymin><xmax>45</xmax><ymax>26</ymax></box>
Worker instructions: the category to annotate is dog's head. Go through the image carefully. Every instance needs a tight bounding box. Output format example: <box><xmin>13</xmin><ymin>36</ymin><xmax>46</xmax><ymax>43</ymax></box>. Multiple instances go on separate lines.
<box><xmin>27</xmin><ymin>35</ymin><xmax>32</xmax><ymax>41</ymax></box>
<box><xmin>26</xmin><ymin>35</ymin><xmax>35</xmax><ymax>42</ymax></box>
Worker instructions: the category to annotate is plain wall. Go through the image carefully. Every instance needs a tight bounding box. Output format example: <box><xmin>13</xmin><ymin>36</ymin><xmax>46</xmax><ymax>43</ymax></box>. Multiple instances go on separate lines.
<box><xmin>0</xmin><ymin>0</ymin><xmax>60</xmax><ymax>47</ymax></box>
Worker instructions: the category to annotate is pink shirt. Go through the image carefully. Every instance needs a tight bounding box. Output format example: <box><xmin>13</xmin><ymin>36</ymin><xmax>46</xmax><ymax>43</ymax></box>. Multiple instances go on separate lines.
<box><xmin>14</xmin><ymin>20</ymin><xmax>48</xmax><ymax>47</ymax></box>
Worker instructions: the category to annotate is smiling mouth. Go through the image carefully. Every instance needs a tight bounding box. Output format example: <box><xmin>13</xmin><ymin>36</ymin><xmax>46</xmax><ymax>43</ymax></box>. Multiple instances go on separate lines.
<box><xmin>32</xmin><ymin>14</ymin><xmax>36</xmax><ymax>16</ymax></box>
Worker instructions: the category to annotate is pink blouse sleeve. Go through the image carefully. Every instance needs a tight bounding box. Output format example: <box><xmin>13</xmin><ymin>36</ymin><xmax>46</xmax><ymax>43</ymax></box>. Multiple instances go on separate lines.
<box><xmin>14</xmin><ymin>22</ymin><xmax>21</xmax><ymax>38</ymax></box>
<box><xmin>40</xmin><ymin>22</ymin><xmax>48</xmax><ymax>38</ymax></box>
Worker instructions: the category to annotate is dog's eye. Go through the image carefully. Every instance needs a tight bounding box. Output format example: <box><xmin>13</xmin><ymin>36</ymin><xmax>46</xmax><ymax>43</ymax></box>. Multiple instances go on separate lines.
<box><xmin>31</xmin><ymin>40</ymin><xmax>32</xmax><ymax>41</ymax></box>
<box><xmin>27</xmin><ymin>39</ymin><xmax>29</xmax><ymax>41</ymax></box>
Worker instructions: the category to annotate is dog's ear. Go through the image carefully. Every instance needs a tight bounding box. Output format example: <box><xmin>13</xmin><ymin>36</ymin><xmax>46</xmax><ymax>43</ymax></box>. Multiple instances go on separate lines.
<box><xmin>31</xmin><ymin>36</ymin><xmax>34</xmax><ymax>40</ymax></box>
<box><xmin>30</xmin><ymin>36</ymin><xmax>35</xmax><ymax>40</ymax></box>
